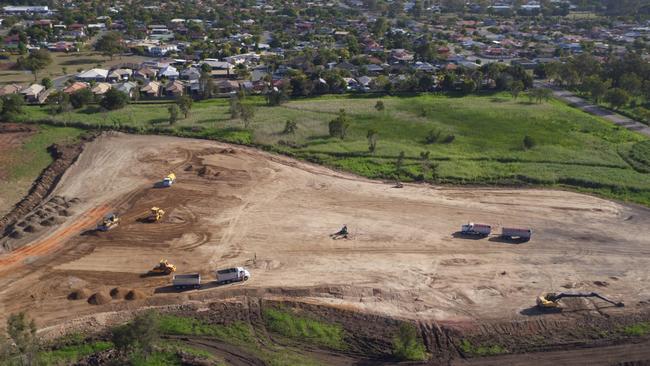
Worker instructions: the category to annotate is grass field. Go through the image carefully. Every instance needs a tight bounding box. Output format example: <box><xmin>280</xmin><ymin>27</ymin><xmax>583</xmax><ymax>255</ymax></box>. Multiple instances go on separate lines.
<box><xmin>17</xmin><ymin>92</ymin><xmax>650</xmax><ymax>205</ymax></box>
<box><xmin>0</xmin><ymin>125</ymin><xmax>84</xmax><ymax>216</ymax></box>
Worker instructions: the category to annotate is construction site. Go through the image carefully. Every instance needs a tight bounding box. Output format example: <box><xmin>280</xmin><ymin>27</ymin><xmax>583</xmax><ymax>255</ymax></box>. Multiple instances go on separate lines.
<box><xmin>1</xmin><ymin>132</ymin><xmax>650</xmax><ymax>364</ymax></box>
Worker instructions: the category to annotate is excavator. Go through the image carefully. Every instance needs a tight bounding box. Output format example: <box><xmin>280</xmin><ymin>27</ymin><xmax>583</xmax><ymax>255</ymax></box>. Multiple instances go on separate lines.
<box><xmin>97</xmin><ymin>213</ymin><xmax>119</xmax><ymax>231</ymax></box>
<box><xmin>146</xmin><ymin>207</ymin><xmax>165</xmax><ymax>223</ymax></box>
<box><xmin>537</xmin><ymin>292</ymin><xmax>624</xmax><ymax>309</ymax></box>
<box><xmin>149</xmin><ymin>259</ymin><xmax>176</xmax><ymax>275</ymax></box>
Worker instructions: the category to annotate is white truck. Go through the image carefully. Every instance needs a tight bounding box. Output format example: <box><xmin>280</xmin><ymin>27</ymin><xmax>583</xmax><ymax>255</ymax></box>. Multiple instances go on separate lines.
<box><xmin>501</xmin><ymin>227</ymin><xmax>533</xmax><ymax>240</ymax></box>
<box><xmin>172</xmin><ymin>273</ymin><xmax>201</xmax><ymax>289</ymax></box>
<box><xmin>460</xmin><ymin>223</ymin><xmax>492</xmax><ymax>237</ymax></box>
<box><xmin>216</xmin><ymin>267</ymin><xmax>250</xmax><ymax>284</ymax></box>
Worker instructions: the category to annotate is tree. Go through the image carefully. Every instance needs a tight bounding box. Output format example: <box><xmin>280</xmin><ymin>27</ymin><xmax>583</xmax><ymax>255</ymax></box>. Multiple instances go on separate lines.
<box><xmin>100</xmin><ymin>88</ymin><xmax>129</xmax><ymax>110</ymax></box>
<box><xmin>95</xmin><ymin>31</ymin><xmax>125</xmax><ymax>60</ymax></box>
<box><xmin>70</xmin><ymin>88</ymin><xmax>93</xmax><ymax>109</ymax></box>
<box><xmin>199</xmin><ymin>71</ymin><xmax>214</xmax><ymax>100</ymax></box>
<box><xmin>41</xmin><ymin>77</ymin><xmax>53</xmax><ymax>90</ymax></box>
<box><xmin>510</xmin><ymin>80</ymin><xmax>524</xmax><ymax>99</ymax></box>
<box><xmin>1</xmin><ymin>94</ymin><xmax>24</xmax><ymax>117</ymax></box>
<box><xmin>6</xmin><ymin>312</ymin><xmax>39</xmax><ymax>365</ymax></box>
<box><xmin>22</xmin><ymin>49</ymin><xmax>52</xmax><ymax>81</ymax></box>
<box><xmin>266</xmin><ymin>85</ymin><xmax>289</xmax><ymax>106</ymax></box>
<box><xmin>328</xmin><ymin>109</ymin><xmax>350</xmax><ymax>140</ymax></box>
<box><xmin>367</xmin><ymin>129</ymin><xmax>378</xmax><ymax>153</ymax></box>
<box><xmin>419</xmin><ymin>151</ymin><xmax>438</xmax><ymax>181</ymax></box>
<box><xmin>229</xmin><ymin>95</ymin><xmax>241</xmax><ymax>118</ymax></box>
<box><xmin>46</xmin><ymin>91</ymin><xmax>71</xmax><ymax>115</ymax></box>
<box><xmin>582</xmin><ymin>76</ymin><xmax>610</xmax><ymax>103</ymax></box>
<box><xmin>112</xmin><ymin>310</ymin><xmax>159</xmax><ymax>358</ymax></box>
<box><xmin>527</xmin><ymin>88</ymin><xmax>552</xmax><ymax>104</ymax></box>
<box><xmin>240</xmin><ymin>103</ymin><xmax>255</xmax><ymax>129</ymax></box>
<box><xmin>375</xmin><ymin>100</ymin><xmax>385</xmax><ymax>111</ymax></box>
<box><xmin>176</xmin><ymin>95</ymin><xmax>193</xmax><ymax>118</ymax></box>
<box><xmin>283</xmin><ymin>119</ymin><xmax>298</xmax><ymax>134</ymax></box>
<box><xmin>168</xmin><ymin>104</ymin><xmax>179</xmax><ymax>124</ymax></box>
<box><xmin>620</xmin><ymin>73</ymin><xmax>642</xmax><ymax>96</ymax></box>
<box><xmin>461</xmin><ymin>79</ymin><xmax>476</xmax><ymax>95</ymax></box>
<box><xmin>604</xmin><ymin>88</ymin><xmax>629</xmax><ymax>110</ymax></box>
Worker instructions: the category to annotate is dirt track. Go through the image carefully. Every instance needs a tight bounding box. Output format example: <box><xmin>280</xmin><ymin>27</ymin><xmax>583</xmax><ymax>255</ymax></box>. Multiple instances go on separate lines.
<box><xmin>1</xmin><ymin>132</ymin><xmax>649</xmax><ymax>332</ymax></box>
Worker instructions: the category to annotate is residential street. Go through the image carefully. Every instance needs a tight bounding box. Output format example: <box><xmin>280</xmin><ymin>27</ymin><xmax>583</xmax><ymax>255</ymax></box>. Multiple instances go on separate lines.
<box><xmin>542</xmin><ymin>83</ymin><xmax>650</xmax><ymax>137</ymax></box>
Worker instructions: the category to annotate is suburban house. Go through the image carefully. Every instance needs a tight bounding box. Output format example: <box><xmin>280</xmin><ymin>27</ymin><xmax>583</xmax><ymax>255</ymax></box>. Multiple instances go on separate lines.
<box><xmin>91</xmin><ymin>82</ymin><xmax>112</xmax><ymax>95</ymax></box>
<box><xmin>201</xmin><ymin>60</ymin><xmax>235</xmax><ymax>78</ymax></box>
<box><xmin>0</xmin><ymin>84</ymin><xmax>23</xmax><ymax>96</ymax></box>
<box><xmin>63</xmin><ymin>82</ymin><xmax>89</xmax><ymax>94</ymax></box>
<box><xmin>107</xmin><ymin>69</ymin><xmax>132</xmax><ymax>83</ymax></box>
<box><xmin>140</xmin><ymin>81</ymin><xmax>161</xmax><ymax>97</ymax></box>
<box><xmin>114</xmin><ymin>82</ymin><xmax>138</xmax><ymax>99</ymax></box>
<box><xmin>134</xmin><ymin>67</ymin><xmax>157</xmax><ymax>81</ymax></box>
<box><xmin>20</xmin><ymin>84</ymin><xmax>45</xmax><ymax>103</ymax></box>
<box><xmin>165</xmin><ymin>80</ymin><xmax>184</xmax><ymax>96</ymax></box>
<box><xmin>159</xmin><ymin>65</ymin><xmax>180</xmax><ymax>80</ymax></box>
<box><xmin>76</xmin><ymin>69</ymin><xmax>109</xmax><ymax>82</ymax></box>
<box><xmin>180</xmin><ymin>67</ymin><xmax>201</xmax><ymax>81</ymax></box>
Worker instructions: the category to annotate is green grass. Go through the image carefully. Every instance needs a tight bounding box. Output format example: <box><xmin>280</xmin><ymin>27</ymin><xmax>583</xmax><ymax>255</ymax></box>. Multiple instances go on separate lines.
<box><xmin>158</xmin><ymin>314</ymin><xmax>323</xmax><ymax>366</ymax></box>
<box><xmin>129</xmin><ymin>350</ymin><xmax>181</xmax><ymax>366</ymax></box>
<box><xmin>459</xmin><ymin>339</ymin><xmax>508</xmax><ymax>357</ymax></box>
<box><xmin>263</xmin><ymin>308</ymin><xmax>347</xmax><ymax>350</ymax></box>
<box><xmin>622</xmin><ymin>322</ymin><xmax>650</xmax><ymax>337</ymax></box>
<box><xmin>38</xmin><ymin>341</ymin><xmax>113</xmax><ymax>365</ymax></box>
<box><xmin>392</xmin><ymin>324</ymin><xmax>428</xmax><ymax>361</ymax></box>
<box><xmin>17</xmin><ymin>92</ymin><xmax>650</xmax><ymax>206</ymax></box>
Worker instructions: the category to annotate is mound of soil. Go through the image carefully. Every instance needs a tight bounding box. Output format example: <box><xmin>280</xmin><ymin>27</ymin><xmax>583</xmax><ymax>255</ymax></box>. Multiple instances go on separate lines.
<box><xmin>57</xmin><ymin>209</ymin><xmax>72</xmax><ymax>217</ymax></box>
<box><xmin>109</xmin><ymin>287</ymin><xmax>129</xmax><ymax>299</ymax></box>
<box><xmin>40</xmin><ymin>216</ymin><xmax>64</xmax><ymax>227</ymax></box>
<box><xmin>220</xmin><ymin>148</ymin><xmax>236</xmax><ymax>154</ymax></box>
<box><xmin>8</xmin><ymin>230</ymin><xmax>23</xmax><ymax>239</ymax></box>
<box><xmin>125</xmin><ymin>289</ymin><xmax>146</xmax><ymax>300</ymax></box>
<box><xmin>68</xmin><ymin>288</ymin><xmax>91</xmax><ymax>300</ymax></box>
<box><xmin>197</xmin><ymin>166</ymin><xmax>220</xmax><ymax>178</ymax></box>
<box><xmin>87</xmin><ymin>292</ymin><xmax>111</xmax><ymax>305</ymax></box>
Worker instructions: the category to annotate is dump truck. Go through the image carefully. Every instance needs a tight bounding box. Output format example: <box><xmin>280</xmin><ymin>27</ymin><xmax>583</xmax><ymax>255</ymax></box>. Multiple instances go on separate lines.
<box><xmin>460</xmin><ymin>223</ymin><xmax>492</xmax><ymax>236</ymax></box>
<box><xmin>216</xmin><ymin>267</ymin><xmax>250</xmax><ymax>284</ymax></box>
<box><xmin>147</xmin><ymin>207</ymin><xmax>165</xmax><ymax>222</ymax></box>
<box><xmin>501</xmin><ymin>227</ymin><xmax>532</xmax><ymax>240</ymax></box>
<box><xmin>97</xmin><ymin>214</ymin><xmax>119</xmax><ymax>231</ymax></box>
<box><xmin>150</xmin><ymin>259</ymin><xmax>176</xmax><ymax>275</ymax></box>
<box><xmin>172</xmin><ymin>273</ymin><xmax>201</xmax><ymax>289</ymax></box>
<box><xmin>162</xmin><ymin>173</ymin><xmax>176</xmax><ymax>187</ymax></box>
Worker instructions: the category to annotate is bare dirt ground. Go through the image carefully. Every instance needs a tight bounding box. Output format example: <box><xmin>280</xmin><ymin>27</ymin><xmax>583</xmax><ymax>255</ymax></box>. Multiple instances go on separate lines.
<box><xmin>0</xmin><ymin>132</ymin><xmax>649</xmax><ymax>334</ymax></box>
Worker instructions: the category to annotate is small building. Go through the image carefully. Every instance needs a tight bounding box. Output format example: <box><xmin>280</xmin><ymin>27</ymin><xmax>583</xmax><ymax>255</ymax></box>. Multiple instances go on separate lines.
<box><xmin>180</xmin><ymin>67</ymin><xmax>201</xmax><ymax>81</ymax></box>
<box><xmin>114</xmin><ymin>82</ymin><xmax>138</xmax><ymax>99</ymax></box>
<box><xmin>107</xmin><ymin>68</ymin><xmax>132</xmax><ymax>83</ymax></box>
<box><xmin>20</xmin><ymin>84</ymin><xmax>45</xmax><ymax>103</ymax></box>
<box><xmin>165</xmin><ymin>80</ymin><xmax>185</xmax><ymax>96</ymax></box>
<box><xmin>159</xmin><ymin>65</ymin><xmax>179</xmax><ymax>80</ymax></box>
<box><xmin>140</xmin><ymin>80</ymin><xmax>161</xmax><ymax>97</ymax></box>
<box><xmin>134</xmin><ymin>67</ymin><xmax>157</xmax><ymax>81</ymax></box>
<box><xmin>76</xmin><ymin>68</ymin><xmax>109</xmax><ymax>82</ymax></box>
<box><xmin>0</xmin><ymin>84</ymin><xmax>23</xmax><ymax>96</ymax></box>
<box><xmin>63</xmin><ymin>82</ymin><xmax>89</xmax><ymax>94</ymax></box>
<box><xmin>91</xmin><ymin>82</ymin><xmax>112</xmax><ymax>95</ymax></box>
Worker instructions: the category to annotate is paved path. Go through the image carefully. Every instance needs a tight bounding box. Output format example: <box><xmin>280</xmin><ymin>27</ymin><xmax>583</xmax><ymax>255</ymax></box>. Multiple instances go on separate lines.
<box><xmin>544</xmin><ymin>84</ymin><xmax>650</xmax><ymax>137</ymax></box>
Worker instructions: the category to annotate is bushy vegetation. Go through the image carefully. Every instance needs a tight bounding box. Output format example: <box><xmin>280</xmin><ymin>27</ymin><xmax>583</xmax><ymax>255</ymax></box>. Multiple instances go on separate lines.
<box><xmin>263</xmin><ymin>308</ymin><xmax>347</xmax><ymax>350</ymax></box>
<box><xmin>392</xmin><ymin>324</ymin><xmax>428</xmax><ymax>361</ymax></box>
<box><xmin>38</xmin><ymin>341</ymin><xmax>113</xmax><ymax>365</ymax></box>
<box><xmin>622</xmin><ymin>322</ymin><xmax>650</xmax><ymax>337</ymax></box>
<box><xmin>158</xmin><ymin>314</ymin><xmax>255</xmax><ymax>345</ymax></box>
<box><xmin>459</xmin><ymin>339</ymin><xmax>508</xmax><ymax>357</ymax></box>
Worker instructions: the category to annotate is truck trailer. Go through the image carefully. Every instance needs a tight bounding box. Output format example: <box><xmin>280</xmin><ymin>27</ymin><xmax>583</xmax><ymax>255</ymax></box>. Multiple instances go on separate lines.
<box><xmin>172</xmin><ymin>273</ymin><xmax>201</xmax><ymax>289</ymax></box>
<box><xmin>216</xmin><ymin>267</ymin><xmax>250</xmax><ymax>284</ymax></box>
<box><xmin>460</xmin><ymin>223</ymin><xmax>492</xmax><ymax>236</ymax></box>
<box><xmin>501</xmin><ymin>227</ymin><xmax>532</xmax><ymax>240</ymax></box>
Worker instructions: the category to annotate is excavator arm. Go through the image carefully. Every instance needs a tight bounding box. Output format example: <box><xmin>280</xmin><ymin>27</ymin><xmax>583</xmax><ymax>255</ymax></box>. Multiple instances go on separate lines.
<box><xmin>550</xmin><ymin>292</ymin><xmax>624</xmax><ymax>307</ymax></box>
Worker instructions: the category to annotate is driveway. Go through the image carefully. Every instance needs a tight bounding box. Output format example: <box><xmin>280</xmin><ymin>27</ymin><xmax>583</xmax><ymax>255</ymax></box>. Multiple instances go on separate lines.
<box><xmin>539</xmin><ymin>82</ymin><xmax>650</xmax><ymax>138</ymax></box>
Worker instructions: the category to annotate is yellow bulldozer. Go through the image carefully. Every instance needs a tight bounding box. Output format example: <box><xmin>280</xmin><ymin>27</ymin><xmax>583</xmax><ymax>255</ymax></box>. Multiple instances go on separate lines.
<box><xmin>537</xmin><ymin>292</ymin><xmax>624</xmax><ymax>309</ymax></box>
<box><xmin>150</xmin><ymin>259</ymin><xmax>176</xmax><ymax>275</ymax></box>
<box><xmin>97</xmin><ymin>213</ymin><xmax>119</xmax><ymax>231</ymax></box>
<box><xmin>146</xmin><ymin>207</ymin><xmax>165</xmax><ymax>222</ymax></box>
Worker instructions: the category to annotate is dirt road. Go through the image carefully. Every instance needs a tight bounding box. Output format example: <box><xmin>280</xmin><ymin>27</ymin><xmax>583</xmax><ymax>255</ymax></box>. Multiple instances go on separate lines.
<box><xmin>0</xmin><ymin>133</ymin><xmax>649</xmax><ymax>330</ymax></box>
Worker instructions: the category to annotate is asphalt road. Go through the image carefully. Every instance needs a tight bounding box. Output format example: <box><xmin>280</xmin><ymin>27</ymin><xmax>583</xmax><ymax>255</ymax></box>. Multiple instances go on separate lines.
<box><xmin>538</xmin><ymin>82</ymin><xmax>650</xmax><ymax>138</ymax></box>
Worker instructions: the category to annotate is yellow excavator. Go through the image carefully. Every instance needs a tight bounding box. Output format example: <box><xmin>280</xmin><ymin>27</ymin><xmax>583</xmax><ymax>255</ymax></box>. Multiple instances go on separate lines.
<box><xmin>150</xmin><ymin>259</ymin><xmax>176</xmax><ymax>275</ymax></box>
<box><xmin>146</xmin><ymin>207</ymin><xmax>165</xmax><ymax>222</ymax></box>
<box><xmin>97</xmin><ymin>213</ymin><xmax>119</xmax><ymax>231</ymax></box>
<box><xmin>537</xmin><ymin>292</ymin><xmax>624</xmax><ymax>309</ymax></box>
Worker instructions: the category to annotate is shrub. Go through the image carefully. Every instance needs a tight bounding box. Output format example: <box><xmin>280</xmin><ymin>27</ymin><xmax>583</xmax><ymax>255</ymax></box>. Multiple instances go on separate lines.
<box><xmin>100</xmin><ymin>89</ymin><xmax>129</xmax><ymax>111</ymax></box>
<box><xmin>523</xmin><ymin>135</ymin><xmax>536</xmax><ymax>150</ymax></box>
<box><xmin>392</xmin><ymin>324</ymin><xmax>427</xmax><ymax>361</ymax></box>
<box><xmin>442</xmin><ymin>134</ymin><xmax>455</xmax><ymax>143</ymax></box>
<box><xmin>425</xmin><ymin>129</ymin><xmax>441</xmax><ymax>144</ymax></box>
<box><xmin>70</xmin><ymin>89</ymin><xmax>93</xmax><ymax>109</ymax></box>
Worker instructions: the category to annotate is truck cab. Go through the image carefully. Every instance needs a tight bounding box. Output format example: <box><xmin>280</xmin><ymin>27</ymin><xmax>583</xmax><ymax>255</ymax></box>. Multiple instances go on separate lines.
<box><xmin>216</xmin><ymin>267</ymin><xmax>251</xmax><ymax>284</ymax></box>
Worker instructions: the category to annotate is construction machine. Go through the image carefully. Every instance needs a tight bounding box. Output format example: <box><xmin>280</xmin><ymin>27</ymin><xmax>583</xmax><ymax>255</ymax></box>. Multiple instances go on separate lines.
<box><xmin>97</xmin><ymin>214</ymin><xmax>119</xmax><ymax>231</ymax></box>
<box><xmin>537</xmin><ymin>292</ymin><xmax>624</xmax><ymax>309</ymax></box>
<box><xmin>146</xmin><ymin>207</ymin><xmax>165</xmax><ymax>222</ymax></box>
<box><xmin>162</xmin><ymin>173</ymin><xmax>176</xmax><ymax>187</ymax></box>
<box><xmin>150</xmin><ymin>259</ymin><xmax>176</xmax><ymax>275</ymax></box>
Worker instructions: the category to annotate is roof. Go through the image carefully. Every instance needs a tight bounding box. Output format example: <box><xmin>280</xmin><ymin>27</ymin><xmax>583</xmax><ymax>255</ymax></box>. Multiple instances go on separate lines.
<box><xmin>165</xmin><ymin>80</ymin><xmax>184</xmax><ymax>93</ymax></box>
<box><xmin>140</xmin><ymin>81</ymin><xmax>161</xmax><ymax>93</ymax></box>
<box><xmin>77</xmin><ymin>68</ymin><xmax>109</xmax><ymax>79</ymax></box>
<box><xmin>115</xmin><ymin>81</ymin><xmax>137</xmax><ymax>93</ymax></box>
<box><xmin>159</xmin><ymin>65</ymin><xmax>179</xmax><ymax>77</ymax></box>
<box><xmin>0</xmin><ymin>84</ymin><xmax>24</xmax><ymax>96</ymax></box>
<box><xmin>63</xmin><ymin>82</ymin><xmax>89</xmax><ymax>94</ymax></box>
<box><xmin>91</xmin><ymin>83</ymin><xmax>111</xmax><ymax>94</ymax></box>
<box><xmin>20</xmin><ymin>84</ymin><xmax>45</xmax><ymax>96</ymax></box>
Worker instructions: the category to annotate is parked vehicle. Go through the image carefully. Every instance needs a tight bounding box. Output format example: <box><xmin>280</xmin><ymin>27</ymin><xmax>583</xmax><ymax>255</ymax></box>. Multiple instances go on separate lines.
<box><xmin>501</xmin><ymin>227</ymin><xmax>532</xmax><ymax>240</ymax></box>
<box><xmin>460</xmin><ymin>222</ymin><xmax>492</xmax><ymax>236</ymax></box>
<box><xmin>162</xmin><ymin>173</ymin><xmax>176</xmax><ymax>187</ymax></box>
<box><xmin>172</xmin><ymin>273</ymin><xmax>200</xmax><ymax>289</ymax></box>
<box><xmin>216</xmin><ymin>267</ymin><xmax>250</xmax><ymax>284</ymax></box>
